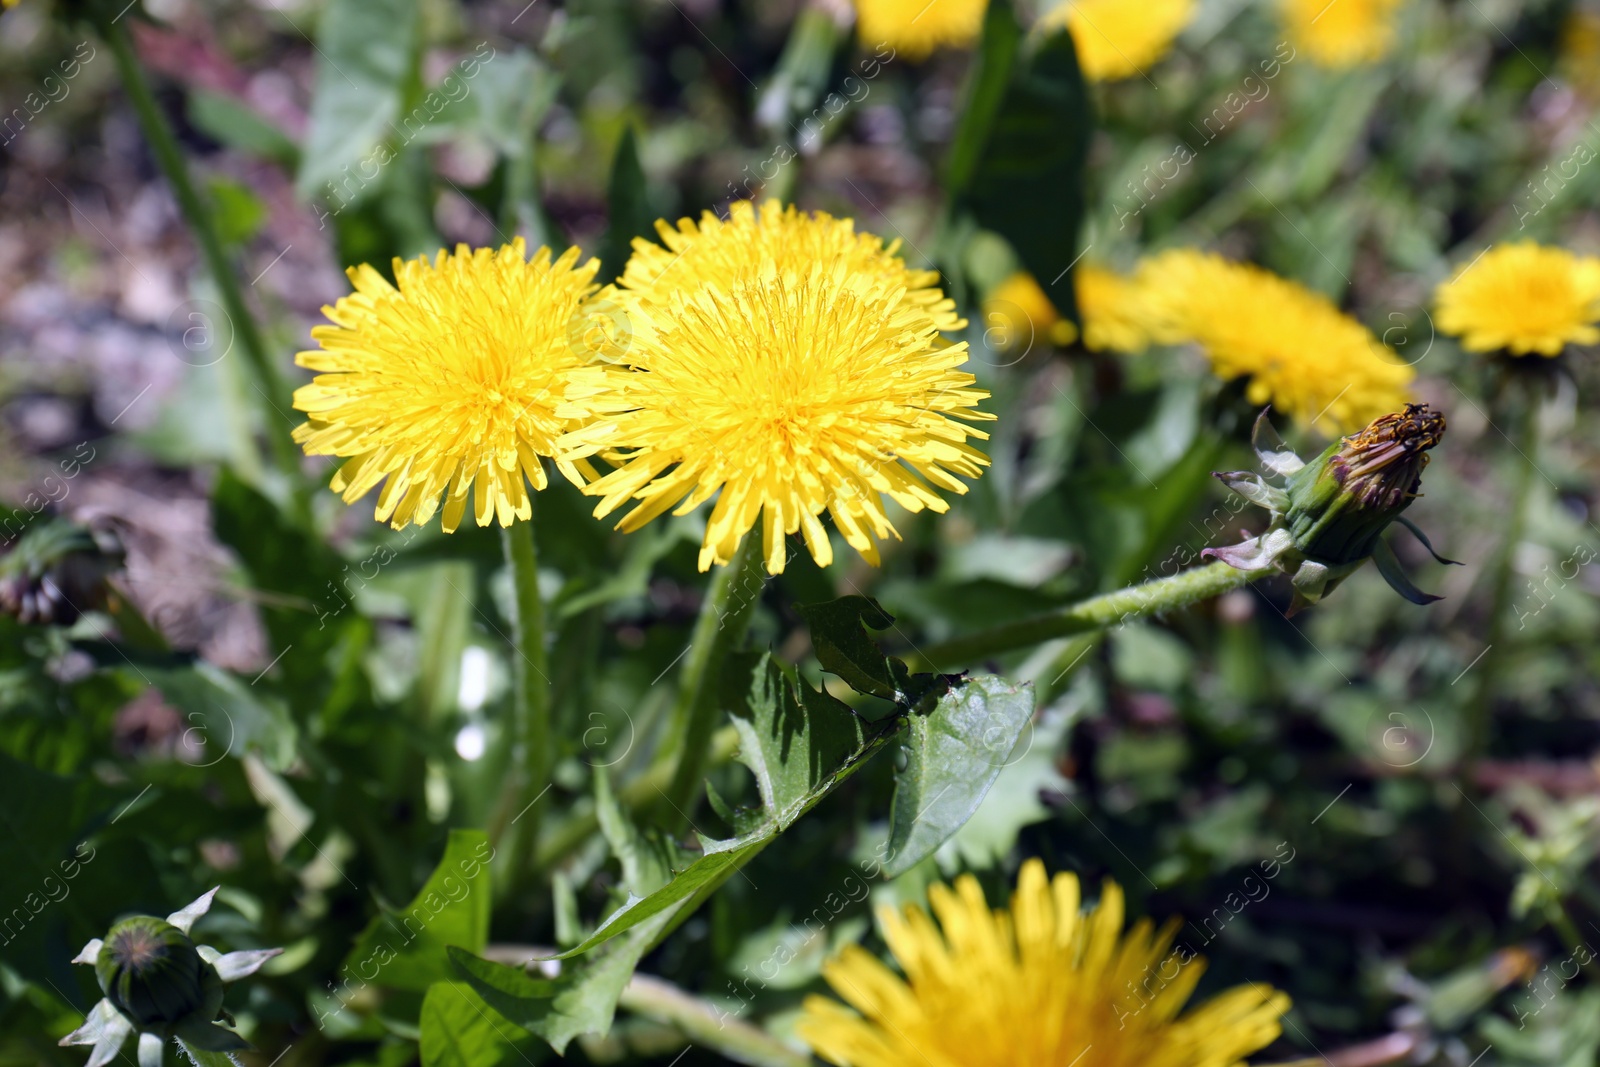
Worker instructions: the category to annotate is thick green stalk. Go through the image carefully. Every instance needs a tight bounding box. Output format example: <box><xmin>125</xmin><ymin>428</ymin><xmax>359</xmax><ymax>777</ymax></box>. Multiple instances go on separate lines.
<box><xmin>660</xmin><ymin>538</ymin><xmax>766</xmax><ymax>824</ymax></box>
<box><xmin>618</xmin><ymin>974</ymin><xmax>812</xmax><ymax>1067</ymax></box>
<box><xmin>99</xmin><ymin>12</ymin><xmax>300</xmax><ymax>481</ymax></box>
<box><xmin>490</xmin><ymin>521</ymin><xmax>553</xmax><ymax>877</ymax></box>
<box><xmin>908</xmin><ymin>560</ymin><xmax>1259</xmax><ymax>672</ymax></box>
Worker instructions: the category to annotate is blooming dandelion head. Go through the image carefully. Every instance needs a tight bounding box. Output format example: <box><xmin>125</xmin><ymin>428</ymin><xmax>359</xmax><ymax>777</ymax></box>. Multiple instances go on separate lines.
<box><xmin>982</xmin><ymin>271</ymin><xmax>1077</xmax><ymax>353</ymax></box>
<box><xmin>1043</xmin><ymin>0</ymin><xmax>1195</xmax><ymax>82</ymax></box>
<box><xmin>851</xmin><ymin>0</ymin><xmax>988</xmax><ymax>61</ymax></box>
<box><xmin>1434</xmin><ymin>241</ymin><xmax>1600</xmax><ymax>357</ymax></box>
<box><xmin>798</xmin><ymin>859</ymin><xmax>1290</xmax><ymax>1067</ymax></box>
<box><xmin>293</xmin><ymin>239</ymin><xmax>601</xmax><ymax>532</ymax></box>
<box><xmin>1135</xmin><ymin>248</ymin><xmax>1414</xmax><ymax>434</ymax></box>
<box><xmin>1077</xmin><ymin>263</ymin><xmax>1154</xmax><ymax>353</ymax></box>
<box><xmin>560</xmin><ymin>202</ymin><xmax>992</xmax><ymax>576</ymax></box>
<box><xmin>1282</xmin><ymin>0</ymin><xmax>1404</xmax><ymax>68</ymax></box>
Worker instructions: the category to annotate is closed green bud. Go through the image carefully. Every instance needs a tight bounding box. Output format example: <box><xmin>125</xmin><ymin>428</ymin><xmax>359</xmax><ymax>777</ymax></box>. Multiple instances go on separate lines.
<box><xmin>95</xmin><ymin>917</ymin><xmax>217</xmax><ymax>1029</ymax></box>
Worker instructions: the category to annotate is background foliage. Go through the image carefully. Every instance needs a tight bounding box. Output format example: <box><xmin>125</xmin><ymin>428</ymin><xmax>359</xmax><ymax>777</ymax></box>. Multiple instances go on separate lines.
<box><xmin>2</xmin><ymin>0</ymin><xmax>1599</xmax><ymax>1064</ymax></box>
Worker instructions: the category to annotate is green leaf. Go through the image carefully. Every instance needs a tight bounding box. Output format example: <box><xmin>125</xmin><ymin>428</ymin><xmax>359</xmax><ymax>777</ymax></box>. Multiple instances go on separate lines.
<box><xmin>948</xmin><ymin>2</ymin><xmax>1092</xmax><ymax>321</ymax></box>
<box><xmin>593</xmin><ymin>765</ymin><xmax>693</xmax><ymax>898</ymax></box>
<box><xmin>146</xmin><ymin>662</ymin><xmax>297</xmax><ymax>772</ymax></box>
<box><xmin>341</xmin><ymin>830</ymin><xmax>495</xmax><ymax>992</ymax></box>
<box><xmin>885</xmin><ymin>676</ymin><xmax>1036</xmax><ymax>877</ymax></box>
<box><xmin>794</xmin><ymin>596</ymin><xmax>904</xmax><ymax>700</ymax></box>
<box><xmin>0</xmin><ymin>754</ymin><xmax>109</xmax><ymax>983</ymax></box>
<box><xmin>945</xmin><ymin>1</ymin><xmax>1023</xmax><ymax>197</ymax></box>
<box><xmin>188</xmin><ymin>91</ymin><xmax>298</xmax><ymax>166</ymax></box>
<box><xmin>419</xmin><ymin>982</ymin><xmax>541</xmax><ymax>1067</ymax></box>
<box><xmin>546</xmin><ymin>657</ymin><xmax>897</xmax><ymax>963</ymax></box>
<box><xmin>598</xmin><ymin>127</ymin><xmax>652</xmax><ymax>284</ymax></box>
<box><xmin>210</xmin><ymin>468</ymin><xmax>355</xmax><ymax>702</ymax></box>
<box><xmin>728</xmin><ymin>653</ymin><xmax>865</xmax><ymax>830</ymax></box>
<box><xmin>448</xmin><ymin>911</ymin><xmax>682</xmax><ymax>1055</ymax></box>
<box><xmin>295</xmin><ymin>0</ymin><xmax>421</xmax><ymax>202</ymax></box>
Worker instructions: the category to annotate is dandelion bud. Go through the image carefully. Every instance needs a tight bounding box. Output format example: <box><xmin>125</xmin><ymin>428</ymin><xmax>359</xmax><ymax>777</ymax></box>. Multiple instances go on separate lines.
<box><xmin>1207</xmin><ymin>405</ymin><xmax>1458</xmax><ymax>612</ymax></box>
<box><xmin>95</xmin><ymin>917</ymin><xmax>218</xmax><ymax>1029</ymax></box>
<box><xmin>1283</xmin><ymin>403</ymin><xmax>1446</xmax><ymax>565</ymax></box>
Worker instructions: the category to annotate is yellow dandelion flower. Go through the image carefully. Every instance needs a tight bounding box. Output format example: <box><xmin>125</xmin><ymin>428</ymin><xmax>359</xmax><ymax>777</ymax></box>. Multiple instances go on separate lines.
<box><xmin>798</xmin><ymin>859</ymin><xmax>1290</xmax><ymax>1067</ymax></box>
<box><xmin>1434</xmin><ymin>241</ymin><xmax>1600</xmax><ymax>357</ymax></box>
<box><xmin>1077</xmin><ymin>263</ymin><xmax>1153</xmax><ymax>353</ymax></box>
<box><xmin>616</xmin><ymin>201</ymin><xmax>963</xmax><ymax>336</ymax></box>
<box><xmin>560</xmin><ymin>202</ymin><xmax>992</xmax><ymax>576</ymax></box>
<box><xmin>293</xmin><ymin>239</ymin><xmax>601</xmax><ymax>532</ymax></box>
<box><xmin>1562</xmin><ymin>10</ymin><xmax>1600</xmax><ymax>99</ymax></box>
<box><xmin>1135</xmin><ymin>248</ymin><xmax>1413</xmax><ymax>433</ymax></box>
<box><xmin>1042</xmin><ymin>0</ymin><xmax>1195</xmax><ymax>82</ymax></box>
<box><xmin>982</xmin><ymin>272</ymin><xmax>1078</xmax><ymax>351</ymax></box>
<box><xmin>852</xmin><ymin>0</ymin><xmax>988</xmax><ymax>61</ymax></box>
<box><xmin>1280</xmin><ymin>0</ymin><xmax>1404</xmax><ymax>68</ymax></box>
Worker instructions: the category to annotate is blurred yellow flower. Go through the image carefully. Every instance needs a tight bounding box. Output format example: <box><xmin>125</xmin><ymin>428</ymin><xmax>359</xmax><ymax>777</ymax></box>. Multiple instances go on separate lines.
<box><xmin>1561</xmin><ymin>10</ymin><xmax>1600</xmax><ymax>99</ymax></box>
<box><xmin>982</xmin><ymin>272</ymin><xmax>1077</xmax><ymax>351</ymax></box>
<box><xmin>293</xmin><ymin>240</ymin><xmax>600</xmax><ymax>532</ymax></box>
<box><xmin>1078</xmin><ymin>263</ymin><xmax>1153</xmax><ymax>352</ymax></box>
<box><xmin>1042</xmin><ymin>0</ymin><xmax>1195</xmax><ymax>82</ymax></box>
<box><xmin>798</xmin><ymin>859</ymin><xmax>1290</xmax><ymax>1067</ymax></box>
<box><xmin>1136</xmin><ymin>248</ymin><xmax>1413</xmax><ymax>433</ymax></box>
<box><xmin>1281</xmin><ymin>0</ymin><xmax>1403</xmax><ymax>68</ymax></box>
<box><xmin>852</xmin><ymin>0</ymin><xmax>988</xmax><ymax>60</ymax></box>
<box><xmin>1434</xmin><ymin>241</ymin><xmax>1600</xmax><ymax>356</ymax></box>
<box><xmin>560</xmin><ymin>202</ymin><xmax>992</xmax><ymax>575</ymax></box>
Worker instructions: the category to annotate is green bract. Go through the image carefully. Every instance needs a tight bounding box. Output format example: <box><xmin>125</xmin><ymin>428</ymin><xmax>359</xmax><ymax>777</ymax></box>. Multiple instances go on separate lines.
<box><xmin>95</xmin><ymin>917</ymin><xmax>213</xmax><ymax>1029</ymax></box>
<box><xmin>1206</xmin><ymin>405</ymin><xmax>1459</xmax><ymax>612</ymax></box>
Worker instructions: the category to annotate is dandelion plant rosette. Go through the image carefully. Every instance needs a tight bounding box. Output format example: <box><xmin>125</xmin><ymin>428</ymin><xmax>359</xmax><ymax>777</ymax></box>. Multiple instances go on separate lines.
<box><xmin>559</xmin><ymin>201</ymin><xmax>993</xmax><ymax>575</ymax></box>
<box><xmin>798</xmin><ymin>859</ymin><xmax>1290</xmax><ymax>1067</ymax></box>
<box><xmin>292</xmin><ymin>239</ymin><xmax>601</xmax><ymax>531</ymax></box>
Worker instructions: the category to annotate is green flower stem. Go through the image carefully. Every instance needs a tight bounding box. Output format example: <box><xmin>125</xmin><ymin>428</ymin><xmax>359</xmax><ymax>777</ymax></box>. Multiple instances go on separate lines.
<box><xmin>490</xmin><ymin>521</ymin><xmax>553</xmax><ymax>878</ymax></box>
<box><xmin>1461</xmin><ymin>390</ymin><xmax>1540</xmax><ymax>769</ymax></box>
<box><xmin>660</xmin><ymin>537</ymin><xmax>766</xmax><ymax>826</ymax></box>
<box><xmin>535</xmin><ymin>726</ymin><xmax>742</xmax><ymax>870</ymax></box>
<box><xmin>907</xmin><ymin>560</ymin><xmax>1261</xmax><ymax>672</ymax></box>
<box><xmin>98</xmin><ymin>12</ymin><xmax>300</xmax><ymax>483</ymax></box>
<box><xmin>617</xmin><ymin>973</ymin><xmax>812</xmax><ymax>1067</ymax></box>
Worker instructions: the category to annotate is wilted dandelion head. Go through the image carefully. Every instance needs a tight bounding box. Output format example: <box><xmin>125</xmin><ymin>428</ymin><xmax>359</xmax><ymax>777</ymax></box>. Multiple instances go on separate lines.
<box><xmin>1043</xmin><ymin>0</ymin><xmax>1195</xmax><ymax>82</ymax></box>
<box><xmin>798</xmin><ymin>859</ymin><xmax>1290</xmax><ymax>1067</ymax></box>
<box><xmin>293</xmin><ymin>240</ymin><xmax>601</xmax><ymax>532</ymax></box>
<box><xmin>1135</xmin><ymin>248</ymin><xmax>1414</xmax><ymax>434</ymax></box>
<box><xmin>1281</xmin><ymin>0</ymin><xmax>1404</xmax><ymax>68</ymax></box>
<box><xmin>1434</xmin><ymin>241</ymin><xmax>1600</xmax><ymax>357</ymax></box>
<box><xmin>851</xmin><ymin>0</ymin><xmax>988</xmax><ymax>61</ymax></box>
<box><xmin>560</xmin><ymin>202</ymin><xmax>992</xmax><ymax>576</ymax></box>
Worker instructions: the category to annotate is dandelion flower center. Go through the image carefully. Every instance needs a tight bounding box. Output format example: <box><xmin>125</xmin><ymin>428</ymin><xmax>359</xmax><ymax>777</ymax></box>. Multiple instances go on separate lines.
<box><xmin>561</xmin><ymin>203</ymin><xmax>991</xmax><ymax>575</ymax></box>
<box><xmin>293</xmin><ymin>240</ymin><xmax>600</xmax><ymax>532</ymax></box>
